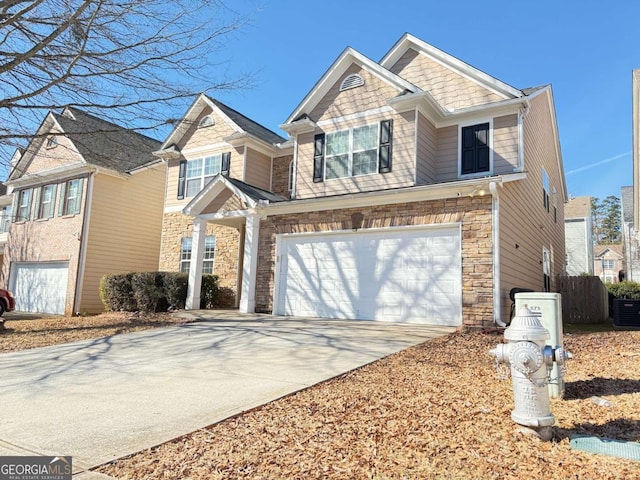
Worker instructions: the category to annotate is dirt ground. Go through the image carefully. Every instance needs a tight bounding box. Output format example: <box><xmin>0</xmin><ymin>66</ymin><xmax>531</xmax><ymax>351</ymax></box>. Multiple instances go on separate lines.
<box><xmin>2</xmin><ymin>314</ymin><xmax>638</xmax><ymax>479</ymax></box>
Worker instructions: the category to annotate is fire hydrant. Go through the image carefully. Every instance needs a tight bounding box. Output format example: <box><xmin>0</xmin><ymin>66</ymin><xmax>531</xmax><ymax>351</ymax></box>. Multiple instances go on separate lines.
<box><xmin>489</xmin><ymin>306</ymin><xmax>568</xmax><ymax>440</ymax></box>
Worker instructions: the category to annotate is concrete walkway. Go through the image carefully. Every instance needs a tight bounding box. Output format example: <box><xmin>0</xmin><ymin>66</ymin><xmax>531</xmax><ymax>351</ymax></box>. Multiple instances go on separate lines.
<box><xmin>0</xmin><ymin>311</ymin><xmax>454</xmax><ymax>477</ymax></box>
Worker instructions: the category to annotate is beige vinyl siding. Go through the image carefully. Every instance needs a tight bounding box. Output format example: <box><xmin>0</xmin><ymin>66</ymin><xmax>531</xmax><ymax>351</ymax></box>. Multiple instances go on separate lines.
<box><xmin>295</xmin><ymin>110</ymin><xmax>416</xmax><ymax>199</ymax></box>
<box><xmin>201</xmin><ymin>190</ymin><xmax>245</xmax><ymax>215</ymax></box>
<box><xmin>498</xmin><ymin>90</ymin><xmax>565</xmax><ymax>321</ymax></box>
<box><xmin>164</xmin><ymin>146</ymin><xmax>244</xmax><ymax>209</ymax></box>
<box><xmin>243</xmin><ymin>148</ymin><xmax>272</xmax><ymax>190</ymax></box>
<box><xmin>25</xmin><ymin>131</ymin><xmax>84</xmax><ymax>175</ymax></box>
<box><xmin>493</xmin><ymin>114</ymin><xmax>519</xmax><ymax>174</ymax></box>
<box><xmin>388</xmin><ymin>48</ymin><xmax>504</xmax><ymax>110</ymax></box>
<box><xmin>435</xmin><ymin>125</ymin><xmax>458</xmax><ymax>181</ymax></box>
<box><xmin>415</xmin><ymin>111</ymin><xmax>437</xmax><ymax>185</ymax></box>
<box><xmin>80</xmin><ymin>165</ymin><xmax>165</xmax><ymax>313</ymax></box>
<box><xmin>177</xmin><ymin>107</ymin><xmax>238</xmax><ymax>151</ymax></box>
<box><xmin>310</xmin><ymin>64</ymin><xmax>402</xmax><ymax>122</ymax></box>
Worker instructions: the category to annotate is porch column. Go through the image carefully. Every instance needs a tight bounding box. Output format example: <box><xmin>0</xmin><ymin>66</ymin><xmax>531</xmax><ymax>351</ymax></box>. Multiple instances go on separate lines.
<box><xmin>186</xmin><ymin>218</ymin><xmax>206</xmax><ymax>310</ymax></box>
<box><xmin>239</xmin><ymin>213</ymin><xmax>260</xmax><ymax>313</ymax></box>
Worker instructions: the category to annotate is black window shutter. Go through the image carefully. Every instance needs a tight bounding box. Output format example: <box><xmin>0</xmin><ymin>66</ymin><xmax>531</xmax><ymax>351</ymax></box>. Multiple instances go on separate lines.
<box><xmin>313</xmin><ymin>134</ymin><xmax>325</xmax><ymax>183</ymax></box>
<box><xmin>461</xmin><ymin>123</ymin><xmax>489</xmax><ymax>175</ymax></box>
<box><xmin>177</xmin><ymin>160</ymin><xmax>187</xmax><ymax>200</ymax></box>
<box><xmin>379</xmin><ymin>119</ymin><xmax>393</xmax><ymax>173</ymax></box>
<box><xmin>221</xmin><ymin>152</ymin><xmax>231</xmax><ymax>177</ymax></box>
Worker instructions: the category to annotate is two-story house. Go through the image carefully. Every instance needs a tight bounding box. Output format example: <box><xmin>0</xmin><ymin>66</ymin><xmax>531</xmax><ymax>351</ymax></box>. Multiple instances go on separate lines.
<box><xmin>155</xmin><ymin>33</ymin><xmax>566</xmax><ymax>328</ymax></box>
<box><xmin>564</xmin><ymin>196</ymin><xmax>594</xmax><ymax>275</ymax></box>
<box><xmin>1</xmin><ymin>107</ymin><xmax>165</xmax><ymax>315</ymax></box>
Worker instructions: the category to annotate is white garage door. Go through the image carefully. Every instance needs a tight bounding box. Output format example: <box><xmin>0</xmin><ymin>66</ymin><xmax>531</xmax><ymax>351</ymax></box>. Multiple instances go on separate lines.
<box><xmin>274</xmin><ymin>226</ymin><xmax>461</xmax><ymax>326</ymax></box>
<box><xmin>10</xmin><ymin>262</ymin><xmax>69</xmax><ymax>314</ymax></box>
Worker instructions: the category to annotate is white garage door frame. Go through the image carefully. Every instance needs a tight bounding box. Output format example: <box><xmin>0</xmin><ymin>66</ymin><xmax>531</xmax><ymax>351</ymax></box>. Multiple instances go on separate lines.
<box><xmin>9</xmin><ymin>261</ymin><xmax>70</xmax><ymax>315</ymax></box>
<box><xmin>273</xmin><ymin>223</ymin><xmax>462</xmax><ymax>326</ymax></box>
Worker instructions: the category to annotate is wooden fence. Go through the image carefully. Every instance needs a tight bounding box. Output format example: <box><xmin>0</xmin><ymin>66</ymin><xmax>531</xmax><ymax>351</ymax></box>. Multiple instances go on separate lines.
<box><xmin>556</xmin><ymin>275</ymin><xmax>609</xmax><ymax>324</ymax></box>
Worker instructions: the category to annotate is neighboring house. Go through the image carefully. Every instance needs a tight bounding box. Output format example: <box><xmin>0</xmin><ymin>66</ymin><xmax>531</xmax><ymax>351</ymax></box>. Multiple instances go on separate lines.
<box><xmin>621</xmin><ymin>185</ymin><xmax>640</xmax><ymax>281</ymax></box>
<box><xmin>564</xmin><ymin>196</ymin><xmax>594</xmax><ymax>275</ymax></box>
<box><xmin>0</xmin><ymin>108</ymin><xmax>165</xmax><ymax>315</ymax></box>
<box><xmin>154</xmin><ymin>33</ymin><xmax>566</xmax><ymax>328</ymax></box>
<box><xmin>594</xmin><ymin>244</ymin><xmax>624</xmax><ymax>283</ymax></box>
<box><xmin>0</xmin><ymin>181</ymin><xmax>12</xmax><ymax>269</ymax></box>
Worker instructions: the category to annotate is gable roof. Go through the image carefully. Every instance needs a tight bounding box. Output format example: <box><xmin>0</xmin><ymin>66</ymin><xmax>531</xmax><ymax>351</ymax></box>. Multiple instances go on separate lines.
<box><xmin>161</xmin><ymin>94</ymin><xmax>286</xmax><ymax>151</ymax></box>
<box><xmin>380</xmin><ymin>33</ymin><xmax>523</xmax><ymax>100</ymax></box>
<box><xmin>283</xmin><ymin>47</ymin><xmax>421</xmax><ymax>125</ymax></box>
<box><xmin>51</xmin><ymin>108</ymin><xmax>162</xmax><ymax>173</ymax></box>
<box><xmin>564</xmin><ymin>196</ymin><xmax>592</xmax><ymax>219</ymax></box>
<box><xmin>595</xmin><ymin>244</ymin><xmax>624</xmax><ymax>258</ymax></box>
<box><xmin>9</xmin><ymin>108</ymin><xmax>161</xmax><ymax>181</ymax></box>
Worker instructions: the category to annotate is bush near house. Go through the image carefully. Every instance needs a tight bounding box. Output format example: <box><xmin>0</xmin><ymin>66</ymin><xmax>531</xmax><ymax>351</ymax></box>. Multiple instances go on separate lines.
<box><xmin>606</xmin><ymin>281</ymin><xmax>640</xmax><ymax>300</ymax></box>
<box><xmin>100</xmin><ymin>272</ymin><xmax>219</xmax><ymax>312</ymax></box>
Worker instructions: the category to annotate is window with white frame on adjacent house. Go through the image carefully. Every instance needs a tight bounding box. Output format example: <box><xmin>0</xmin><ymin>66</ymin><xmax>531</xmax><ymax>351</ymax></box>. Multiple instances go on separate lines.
<box><xmin>0</xmin><ymin>205</ymin><xmax>11</xmax><ymax>233</ymax></box>
<box><xmin>35</xmin><ymin>184</ymin><xmax>57</xmax><ymax>219</ymax></box>
<box><xmin>603</xmin><ymin>259</ymin><xmax>616</xmax><ymax>269</ymax></box>
<box><xmin>313</xmin><ymin>120</ymin><xmax>392</xmax><ymax>182</ymax></box>
<box><xmin>460</xmin><ymin>122</ymin><xmax>490</xmax><ymax>176</ymax></box>
<box><xmin>542</xmin><ymin>168</ymin><xmax>550</xmax><ymax>212</ymax></box>
<box><xmin>178</xmin><ymin>153</ymin><xmax>231</xmax><ymax>199</ymax></box>
<box><xmin>15</xmin><ymin>188</ymin><xmax>32</xmax><ymax>222</ymax></box>
<box><xmin>180</xmin><ymin>236</ymin><xmax>216</xmax><ymax>274</ymax></box>
<box><xmin>58</xmin><ymin>178</ymin><xmax>83</xmax><ymax>216</ymax></box>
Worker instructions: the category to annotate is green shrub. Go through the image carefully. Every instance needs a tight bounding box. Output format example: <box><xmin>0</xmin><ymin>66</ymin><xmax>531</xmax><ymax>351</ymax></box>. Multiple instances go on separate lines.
<box><xmin>99</xmin><ymin>271</ymin><xmax>220</xmax><ymax>312</ymax></box>
<box><xmin>200</xmin><ymin>274</ymin><xmax>219</xmax><ymax>309</ymax></box>
<box><xmin>607</xmin><ymin>281</ymin><xmax>640</xmax><ymax>300</ymax></box>
<box><xmin>99</xmin><ymin>272</ymin><xmax>137</xmax><ymax>312</ymax></box>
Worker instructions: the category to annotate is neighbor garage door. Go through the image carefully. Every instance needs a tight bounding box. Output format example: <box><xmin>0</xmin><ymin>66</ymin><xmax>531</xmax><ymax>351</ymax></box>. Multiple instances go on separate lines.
<box><xmin>10</xmin><ymin>262</ymin><xmax>69</xmax><ymax>314</ymax></box>
<box><xmin>274</xmin><ymin>226</ymin><xmax>461</xmax><ymax>326</ymax></box>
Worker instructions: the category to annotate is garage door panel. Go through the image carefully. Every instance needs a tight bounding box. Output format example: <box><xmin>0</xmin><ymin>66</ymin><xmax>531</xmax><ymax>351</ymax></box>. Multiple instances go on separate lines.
<box><xmin>276</xmin><ymin>226</ymin><xmax>461</xmax><ymax>326</ymax></box>
<box><xmin>10</xmin><ymin>262</ymin><xmax>69</xmax><ymax>315</ymax></box>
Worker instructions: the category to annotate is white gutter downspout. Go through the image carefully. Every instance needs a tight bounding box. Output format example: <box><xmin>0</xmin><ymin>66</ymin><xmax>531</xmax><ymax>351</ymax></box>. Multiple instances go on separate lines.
<box><xmin>291</xmin><ymin>135</ymin><xmax>298</xmax><ymax>199</ymax></box>
<box><xmin>515</xmin><ymin>100</ymin><xmax>530</xmax><ymax>173</ymax></box>
<box><xmin>73</xmin><ymin>172</ymin><xmax>94</xmax><ymax>314</ymax></box>
<box><xmin>490</xmin><ymin>180</ymin><xmax>507</xmax><ymax>327</ymax></box>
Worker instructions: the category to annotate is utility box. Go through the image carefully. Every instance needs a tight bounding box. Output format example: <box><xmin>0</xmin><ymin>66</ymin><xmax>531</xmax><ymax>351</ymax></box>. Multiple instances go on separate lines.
<box><xmin>613</xmin><ymin>299</ymin><xmax>640</xmax><ymax>328</ymax></box>
<box><xmin>515</xmin><ymin>292</ymin><xmax>564</xmax><ymax>398</ymax></box>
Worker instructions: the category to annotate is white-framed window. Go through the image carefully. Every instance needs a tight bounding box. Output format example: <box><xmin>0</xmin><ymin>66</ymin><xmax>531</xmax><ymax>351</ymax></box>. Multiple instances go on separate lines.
<box><xmin>326</xmin><ymin>124</ymin><xmax>379</xmax><ymax>179</ymax></box>
<box><xmin>16</xmin><ymin>189</ymin><xmax>32</xmax><ymax>222</ymax></box>
<box><xmin>459</xmin><ymin>120</ymin><xmax>492</xmax><ymax>177</ymax></box>
<box><xmin>0</xmin><ymin>205</ymin><xmax>11</xmax><ymax>233</ymax></box>
<box><xmin>35</xmin><ymin>184</ymin><xmax>57</xmax><ymax>219</ymax></box>
<box><xmin>180</xmin><ymin>236</ymin><xmax>216</xmax><ymax>274</ymax></box>
<box><xmin>603</xmin><ymin>259</ymin><xmax>616</xmax><ymax>269</ymax></box>
<box><xmin>58</xmin><ymin>178</ymin><xmax>83</xmax><ymax>216</ymax></box>
<box><xmin>185</xmin><ymin>155</ymin><xmax>222</xmax><ymax>198</ymax></box>
<box><xmin>542</xmin><ymin>168</ymin><xmax>550</xmax><ymax>212</ymax></box>
<box><xmin>543</xmin><ymin>246</ymin><xmax>551</xmax><ymax>292</ymax></box>
<box><xmin>288</xmin><ymin>159</ymin><xmax>294</xmax><ymax>193</ymax></box>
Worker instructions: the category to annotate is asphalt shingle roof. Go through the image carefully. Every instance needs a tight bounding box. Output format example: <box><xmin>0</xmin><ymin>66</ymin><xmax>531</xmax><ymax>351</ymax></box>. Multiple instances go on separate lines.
<box><xmin>52</xmin><ymin>107</ymin><xmax>162</xmax><ymax>173</ymax></box>
<box><xmin>210</xmin><ymin>99</ymin><xmax>287</xmax><ymax>146</ymax></box>
<box><xmin>225</xmin><ymin>176</ymin><xmax>288</xmax><ymax>203</ymax></box>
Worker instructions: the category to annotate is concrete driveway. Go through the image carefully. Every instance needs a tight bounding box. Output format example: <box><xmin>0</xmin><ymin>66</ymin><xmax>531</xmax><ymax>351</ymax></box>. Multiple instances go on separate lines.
<box><xmin>0</xmin><ymin>311</ymin><xmax>454</xmax><ymax>476</ymax></box>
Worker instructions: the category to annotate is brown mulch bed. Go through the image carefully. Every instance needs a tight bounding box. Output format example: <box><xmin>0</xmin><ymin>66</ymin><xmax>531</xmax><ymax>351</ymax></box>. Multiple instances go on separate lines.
<box><xmin>0</xmin><ymin>312</ymin><xmax>192</xmax><ymax>353</ymax></box>
<box><xmin>93</xmin><ymin>328</ymin><xmax>640</xmax><ymax>480</ymax></box>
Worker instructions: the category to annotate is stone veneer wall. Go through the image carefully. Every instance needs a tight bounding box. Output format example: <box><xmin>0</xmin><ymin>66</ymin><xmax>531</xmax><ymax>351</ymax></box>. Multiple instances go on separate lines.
<box><xmin>159</xmin><ymin>212</ymin><xmax>241</xmax><ymax>306</ymax></box>
<box><xmin>254</xmin><ymin>196</ymin><xmax>494</xmax><ymax>327</ymax></box>
<box><xmin>271</xmin><ymin>155</ymin><xmax>293</xmax><ymax>198</ymax></box>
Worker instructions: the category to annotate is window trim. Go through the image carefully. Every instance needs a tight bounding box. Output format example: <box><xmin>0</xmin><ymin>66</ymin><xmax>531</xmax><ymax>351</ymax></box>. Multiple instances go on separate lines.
<box><xmin>457</xmin><ymin>118</ymin><xmax>493</xmax><ymax>179</ymax></box>
<box><xmin>35</xmin><ymin>184</ymin><xmax>57</xmax><ymax>220</ymax></box>
<box><xmin>181</xmin><ymin>153</ymin><xmax>226</xmax><ymax>199</ymax></box>
<box><xmin>323</xmin><ymin>122</ymin><xmax>384</xmax><ymax>181</ymax></box>
<box><xmin>15</xmin><ymin>189</ymin><xmax>32</xmax><ymax>222</ymax></box>
<box><xmin>0</xmin><ymin>205</ymin><xmax>11</xmax><ymax>233</ymax></box>
<box><xmin>180</xmin><ymin>236</ymin><xmax>216</xmax><ymax>274</ymax></box>
<box><xmin>59</xmin><ymin>178</ymin><xmax>83</xmax><ymax>216</ymax></box>
<box><xmin>198</xmin><ymin>115</ymin><xmax>215</xmax><ymax>128</ymax></box>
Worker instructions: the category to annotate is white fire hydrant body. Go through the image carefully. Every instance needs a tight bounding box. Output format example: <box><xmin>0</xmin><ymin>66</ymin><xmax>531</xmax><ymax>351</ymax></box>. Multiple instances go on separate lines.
<box><xmin>490</xmin><ymin>306</ymin><xmax>567</xmax><ymax>440</ymax></box>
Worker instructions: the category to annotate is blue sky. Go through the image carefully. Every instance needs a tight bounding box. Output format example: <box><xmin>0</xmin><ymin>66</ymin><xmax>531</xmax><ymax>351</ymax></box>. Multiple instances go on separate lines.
<box><xmin>208</xmin><ymin>0</ymin><xmax>638</xmax><ymax>202</ymax></box>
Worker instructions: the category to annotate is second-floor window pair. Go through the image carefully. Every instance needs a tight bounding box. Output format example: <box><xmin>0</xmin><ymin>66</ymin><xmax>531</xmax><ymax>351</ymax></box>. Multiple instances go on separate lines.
<box><xmin>313</xmin><ymin>120</ymin><xmax>393</xmax><ymax>183</ymax></box>
<box><xmin>14</xmin><ymin>178</ymin><xmax>83</xmax><ymax>222</ymax></box>
<box><xmin>177</xmin><ymin>152</ymin><xmax>231</xmax><ymax>199</ymax></box>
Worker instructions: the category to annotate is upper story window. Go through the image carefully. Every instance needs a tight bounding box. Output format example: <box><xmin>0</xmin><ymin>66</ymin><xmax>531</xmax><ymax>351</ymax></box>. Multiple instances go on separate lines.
<box><xmin>35</xmin><ymin>184</ymin><xmax>57</xmax><ymax>220</ymax></box>
<box><xmin>59</xmin><ymin>178</ymin><xmax>83</xmax><ymax>216</ymax></box>
<box><xmin>0</xmin><ymin>206</ymin><xmax>11</xmax><ymax>233</ymax></box>
<box><xmin>46</xmin><ymin>136</ymin><xmax>58</xmax><ymax>148</ymax></box>
<box><xmin>602</xmin><ymin>259</ymin><xmax>616</xmax><ymax>269</ymax></box>
<box><xmin>542</xmin><ymin>168</ymin><xmax>550</xmax><ymax>212</ymax></box>
<box><xmin>340</xmin><ymin>74</ymin><xmax>365</xmax><ymax>91</ymax></box>
<box><xmin>177</xmin><ymin>152</ymin><xmax>231</xmax><ymax>199</ymax></box>
<box><xmin>15</xmin><ymin>189</ymin><xmax>32</xmax><ymax>222</ymax></box>
<box><xmin>198</xmin><ymin>115</ymin><xmax>215</xmax><ymax>128</ymax></box>
<box><xmin>288</xmin><ymin>160</ymin><xmax>294</xmax><ymax>193</ymax></box>
<box><xmin>460</xmin><ymin>122</ymin><xmax>491</xmax><ymax>176</ymax></box>
<box><xmin>180</xmin><ymin>236</ymin><xmax>216</xmax><ymax>274</ymax></box>
<box><xmin>313</xmin><ymin>120</ymin><xmax>392</xmax><ymax>183</ymax></box>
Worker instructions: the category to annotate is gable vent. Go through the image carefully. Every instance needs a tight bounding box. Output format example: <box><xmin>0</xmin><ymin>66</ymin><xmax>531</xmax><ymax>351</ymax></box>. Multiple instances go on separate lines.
<box><xmin>198</xmin><ymin>115</ymin><xmax>215</xmax><ymax>128</ymax></box>
<box><xmin>340</xmin><ymin>74</ymin><xmax>364</xmax><ymax>91</ymax></box>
